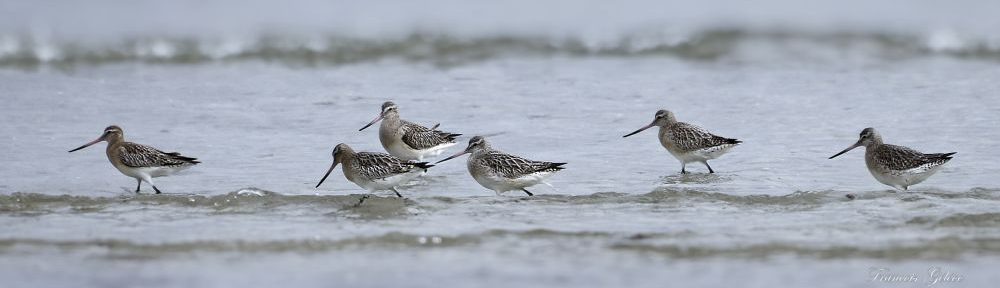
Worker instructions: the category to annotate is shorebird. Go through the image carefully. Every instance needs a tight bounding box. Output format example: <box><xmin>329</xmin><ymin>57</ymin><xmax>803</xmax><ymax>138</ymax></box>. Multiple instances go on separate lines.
<box><xmin>829</xmin><ymin>127</ymin><xmax>955</xmax><ymax>190</ymax></box>
<box><xmin>68</xmin><ymin>125</ymin><xmax>199</xmax><ymax>194</ymax></box>
<box><xmin>436</xmin><ymin>136</ymin><xmax>565</xmax><ymax>196</ymax></box>
<box><xmin>316</xmin><ymin>143</ymin><xmax>433</xmax><ymax>203</ymax></box>
<box><xmin>623</xmin><ymin>109</ymin><xmax>741</xmax><ymax>173</ymax></box>
<box><xmin>358</xmin><ymin>101</ymin><xmax>462</xmax><ymax>161</ymax></box>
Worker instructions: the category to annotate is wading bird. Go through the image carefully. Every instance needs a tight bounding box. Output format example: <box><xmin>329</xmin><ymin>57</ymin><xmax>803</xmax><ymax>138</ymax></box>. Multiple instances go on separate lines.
<box><xmin>436</xmin><ymin>136</ymin><xmax>564</xmax><ymax>196</ymax></box>
<box><xmin>68</xmin><ymin>125</ymin><xmax>199</xmax><ymax>194</ymax></box>
<box><xmin>316</xmin><ymin>143</ymin><xmax>433</xmax><ymax>204</ymax></box>
<box><xmin>359</xmin><ymin>101</ymin><xmax>461</xmax><ymax>161</ymax></box>
<box><xmin>623</xmin><ymin>109</ymin><xmax>740</xmax><ymax>173</ymax></box>
<box><xmin>829</xmin><ymin>127</ymin><xmax>955</xmax><ymax>190</ymax></box>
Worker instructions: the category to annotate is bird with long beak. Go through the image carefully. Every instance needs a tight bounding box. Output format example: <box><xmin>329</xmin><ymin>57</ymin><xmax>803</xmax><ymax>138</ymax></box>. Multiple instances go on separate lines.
<box><xmin>316</xmin><ymin>143</ymin><xmax>433</xmax><ymax>204</ymax></box>
<box><xmin>68</xmin><ymin>125</ymin><xmax>199</xmax><ymax>194</ymax></box>
<box><xmin>623</xmin><ymin>109</ymin><xmax>741</xmax><ymax>173</ymax></box>
<box><xmin>358</xmin><ymin>101</ymin><xmax>461</xmax><ymax>161</ymax></box>
<box><xmin>829</xmin><ymin>127</ymin><xmax>955</xmax><ymax>190</ymax></box>
<box><xmin>436</xmin><ymin>136</ymin><xmax>565</xmax><ymax>196</ymax></box>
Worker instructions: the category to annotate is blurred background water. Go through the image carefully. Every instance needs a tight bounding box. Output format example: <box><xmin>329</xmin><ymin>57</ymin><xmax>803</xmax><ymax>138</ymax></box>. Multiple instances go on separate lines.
<box><xmin>1</xmin><ymin>0</ymin><xmax>1000</xmax><ymax>287</ymax></box>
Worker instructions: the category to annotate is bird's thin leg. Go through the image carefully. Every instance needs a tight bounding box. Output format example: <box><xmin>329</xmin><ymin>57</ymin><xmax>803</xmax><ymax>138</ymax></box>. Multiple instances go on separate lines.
<box><xmin>391</xmin><ymin>188</ymin><xmax>403</xmax><ymax>198</ymax></box>
<box><xmin>681</xmin><ymin>163</ymin><xmax>687</xmax><ymax>174</ymax></box>
<box><xmin>520</xmin><ymin>188</ymin><xmax>534</xmax><ymax>196</ymax></box>
<box><xmin>704</xmin><ymin>162</ymin><xmax>715</xmax><ymax>174</ymax></box>
<box><xmin>135</xmin><ymin>179</ymin><xmax>142</xmax><ymax>193</ymax></box>
<box><xmin>140</xmin><ymin>176</ymin><xmax>158</xmax><ymax>194</ymax></box>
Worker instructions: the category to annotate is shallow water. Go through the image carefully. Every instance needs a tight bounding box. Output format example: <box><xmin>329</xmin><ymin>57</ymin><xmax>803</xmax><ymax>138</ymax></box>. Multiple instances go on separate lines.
<box><xmin>2</xmin><ymin>0</ymin><xmax>1000</xmax><ymax>287</ymax></box>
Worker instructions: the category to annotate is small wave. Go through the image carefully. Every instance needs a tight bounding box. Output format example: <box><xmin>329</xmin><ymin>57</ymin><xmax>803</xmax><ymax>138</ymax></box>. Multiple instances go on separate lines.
<box><xmin>0</xmin><ymin>232</ymin><xmax>480</xmax><ymax>259</ymax></box>
<box><xmin>2</xmin><ymin>229</ymin><xmax>997</xmax><ymax>260</ymax></box>
<box><xmin>0</xmin><ymin>189</ymin><xmax>369</xmax><ymax>214</ymax></box>
<box><xmin>494</xmin><ymin>188</ymin><xmax>845</xmax><ymax>208</ymax></box>
<box><xmin>0</xmin><ymin>230</ymin><xmax>610</xmax><ymax>257</ymax></box>
<box><xmin>936</xmin><ymin>213</ymin><xmax>1000</xmax><ymax>227</ymax></box>
<box><xmin>908</xmin><ymin>213</ymin><xmax>1000</xmax><ymax>228</ymax></box>
<box><xmin>2</xmin><ymin>187</ymin><xmax>997</xmax><ymax>215</ymax></box>
<box><xmin>612</xmin><ymin>236</ymin><xmax>1000</xmax><ymax>260</ymax></box>
<box><xmin>641</xmin><ymin>188</ymin><xmax>836</xmax><ymax>206</ymax></box>
<box><xmin>2</xmin><ymin>29</ymin><xmax>999</xmax><ymax>68</ymax></box>
<box><xmin>919</xmin><ymin>187</ymin><xmax>1000</xmax><ymax>201</ymax></box>
<box><xmin>0</xmin><ymin>32</ymin><xmax>728</xmax><ymax>68</ymax></box>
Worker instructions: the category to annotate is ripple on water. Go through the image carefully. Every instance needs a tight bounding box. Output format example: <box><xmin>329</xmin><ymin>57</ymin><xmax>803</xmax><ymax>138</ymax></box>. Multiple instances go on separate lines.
<box><xmin>2</xmin><ymin>229</ymin><xmax>998</xmax><ymax>261</ymax></box>
<box><xmin>1</xmin><ymin>188</ymin><xmax>998</xmax><ymax>215</ymax></box>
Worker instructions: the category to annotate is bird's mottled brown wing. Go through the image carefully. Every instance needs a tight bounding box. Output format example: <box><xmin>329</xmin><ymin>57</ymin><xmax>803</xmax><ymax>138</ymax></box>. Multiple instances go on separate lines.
<box><xmin>118</xmin><ymin>142</ymin><xmax>199</xmax><ymax>168</ymax></box>
<box><xmin>476</xmin><ymin>151</ymin><xmax>565</xmax><ymax>179</ymax></box>
<box><xmin>874</xmin><ymin>144</ymin><xmax>954</xmax><ymax>171</ymax></box>
<box><xmin>668</xmin><ymin>122</ymin><xmax>740</xmax><ymax>152</ymax></box>
<box><xmin>400</xmin><ymin>120</ymin><xmax>461</xmax><ymax>150</ymax></box>
<box><xmin>352</xmin><ymin>152</ymin><xmax>431</xmax><ymax>179</ymax></box>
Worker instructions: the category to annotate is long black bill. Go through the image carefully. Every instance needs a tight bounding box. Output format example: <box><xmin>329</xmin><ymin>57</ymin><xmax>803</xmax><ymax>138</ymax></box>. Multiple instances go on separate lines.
<box><xmin>68</xmin><ymin>134</ymin><xmax>106</xmax><ymax>153</ymax></box>
<box><xmin>622</xmin><ymin>123</ymin><xmax>655</xmax><ymax>138</ymax></box>
<box><xmin>358</xmin><ymin>114</ymin><xmax>383</xmax><ymax>131</ymax></box>
<box><xmin>435</xmin><ymin>150</ymin><xmax>469</xmax><ymax>164</ymax></box>
<box><xmin>315</xmin><ymin>162</ymin><xmax>339</xmax><ymax>188</ymax></box>
<box><xmin>829</xmin><ymin>141</ymin><xmax>862</xmax><ymax>159</ymax></box>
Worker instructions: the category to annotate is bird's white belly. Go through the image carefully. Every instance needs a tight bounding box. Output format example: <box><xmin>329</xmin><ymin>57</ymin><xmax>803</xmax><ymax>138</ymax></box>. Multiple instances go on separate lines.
<box><xmin>385</xmin><ymin>138</ymin><xmax>455</xmax><ymax>161</ymax></box>
<box><xmin>870</xmin><ymin>169</ymin><xmax>903</xmax><ymax>189</ymax></box>
<box><xmin>417</xmin><ymin>142</ymin><xmax>456</xmax><ymax>159</ymax></box>
<box><xmin>352</xmin><ymin>169</ymin><xmax>425</xmax><ymax>191</ymax></box>
<box><xmin>661</xmin><ymin>141</ymin><xmax>737</xmax><ymax>164</ymax></box>
<box><xmin>871</xmin><ymin>165</ymin><xmax>944</xmax><ymax>189</ymax></box>
<box><xmin>384</xmin><ymin>139</ymin><xmax>421</xmax><ymax>161</ymax></box>
<box><xmin>658</xmin><ymin>135</ymin><xmax>691</xmax><ymax>164</ymax></box>
<box><xmin>115</xmin><ymin>164</ymin><xmax>192</xmax><ymax>179</ymax></box>
<box><xmin>694</xmin><ymin>144</ymin><xmax>737</xmax><ymax>161</ymax></box>
<box><xmin>471</xmin><ymin>170</ymin><xmax>553</xmax><ymax>194</ymax></box>
<box><xmin>672</xmin><ymin>151</ymin><xmax>704</xmax><ymax>164</ymax></box>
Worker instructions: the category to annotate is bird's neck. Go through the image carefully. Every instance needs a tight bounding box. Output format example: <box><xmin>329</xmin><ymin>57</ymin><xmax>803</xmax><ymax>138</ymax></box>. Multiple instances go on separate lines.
<box><xmin>105</xmin><ymin>136</ymin><xmax>124</xmax><ymax>150</ymax></box>
<box><xmin>383</xmin><ymin>112</ymin><xmax>401</xmax><ymax>122</ymax></box>
<box><xmin>870</xmin><ymin>136</ymin><xmax>884</xmax><ymax>146</ymax></box>
<box><xmin>472</xmin><ymin>146</ymin><xmax>493</xmax><ymax>157</ymax></box>
<box><xmin>381</xmin><ymin>113</ymin><xmax>402</xmax><ymax>130</ymax></box>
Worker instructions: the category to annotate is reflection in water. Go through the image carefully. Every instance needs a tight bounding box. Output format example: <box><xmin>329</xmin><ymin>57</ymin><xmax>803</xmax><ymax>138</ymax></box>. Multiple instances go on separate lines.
<box><xmin>659</xmin><ymin>173</ymin><xmax>730</xmax><ymax>185</ymax></box>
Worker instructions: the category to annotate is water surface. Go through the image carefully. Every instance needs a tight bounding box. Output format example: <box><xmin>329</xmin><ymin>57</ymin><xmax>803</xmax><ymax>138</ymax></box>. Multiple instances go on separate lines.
<box><xmin>2</xmin><ymin>0</ymin><xmax>1000</xmax><ymax>287</ymax></box>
